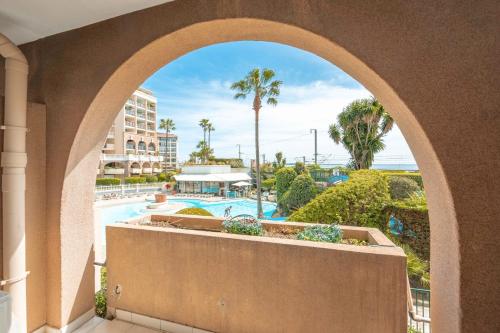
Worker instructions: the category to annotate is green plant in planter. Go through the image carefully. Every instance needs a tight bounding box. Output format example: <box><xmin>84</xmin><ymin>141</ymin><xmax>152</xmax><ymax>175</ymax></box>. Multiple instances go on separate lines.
<box><xmin>95</xmin><ymin>267</ymin><xmax>107</xmax><ymax>318</ymax></box>
<box><xmin>297</xmin><ymin>224</ymin><xmax>343</xmax><ymax>243</ymax></box>
<box><xmin>176</xmin><ymin>207</ymin><xmax>213</xmax><ymax>216</ymax></box>
<box><xmin>223</xmin><ymin>217</ymin><xmax>263</xmax><ymax>236</ymax></box>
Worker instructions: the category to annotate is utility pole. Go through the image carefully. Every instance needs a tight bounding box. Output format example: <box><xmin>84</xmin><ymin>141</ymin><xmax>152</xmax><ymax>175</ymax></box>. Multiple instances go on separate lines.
<box><xmin>262</xmin><ymin>154</ymin><xmax>266</xmax><ymax>164</ymax></box>
<box><xmin>236</xmin><ymin>144</ymin><xmax>242</xmax><ymax>160</ymax></box>
<box><xmin>302</xmin><ymin>156</ymin><xmax>306</xmax><ymax>165</ymax></box>
<box><xmin>310</xmin><ymin>129</ymin><xmax>318</xmax><ymax>165</ymax></box>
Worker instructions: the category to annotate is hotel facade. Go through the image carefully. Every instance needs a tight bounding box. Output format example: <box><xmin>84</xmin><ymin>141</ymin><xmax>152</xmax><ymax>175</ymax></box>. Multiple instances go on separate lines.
<box><xmin>97</xmin><ymin>88</ymin><xmax>178</xmax><ymax>178</ymax></box>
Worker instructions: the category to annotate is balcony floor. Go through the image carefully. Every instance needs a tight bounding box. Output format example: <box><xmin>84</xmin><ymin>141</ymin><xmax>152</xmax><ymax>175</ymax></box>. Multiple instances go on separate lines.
<box><xmin>74</xmin><ymin>317</ymin><xmax>159</xmax><ymax>333</ymax></box>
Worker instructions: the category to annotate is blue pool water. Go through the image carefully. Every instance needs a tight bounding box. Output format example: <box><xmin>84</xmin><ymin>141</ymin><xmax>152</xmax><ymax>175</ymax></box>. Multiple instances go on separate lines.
<box><xmin>95</xmin><ymin>198</ymin><xmax>281</xmax><ymax>246</ymax></box>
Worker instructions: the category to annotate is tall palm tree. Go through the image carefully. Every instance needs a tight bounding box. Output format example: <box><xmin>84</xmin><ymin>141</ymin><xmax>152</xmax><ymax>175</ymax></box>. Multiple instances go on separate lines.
<box><xmin>328</xmin><ymin>97</ymin><xmax>393</xmax><ymax>169</ymax></box>
<box><xmin>207</xmin><ymin>122</ymin><xmax>215</xmax><ymax>149</ymax></box>
<box><xmin>199</xmin><ymin>118</ymin><xmax>209</xmax><ymax>143</ymax></box>
<box><xmin>159</xmin><ymin>118</ymin><xmax>176</xmax><ymax>172</ymax></box>
<box><xmin>231</xmin><ymin>68</ymin><xmax>282</xmax><ymax>218</ymax></box>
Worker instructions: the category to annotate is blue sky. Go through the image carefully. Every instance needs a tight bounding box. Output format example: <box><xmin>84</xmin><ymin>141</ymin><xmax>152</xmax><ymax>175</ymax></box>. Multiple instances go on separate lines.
<box><xmin>142</xmin><ymin>41</ymin><xmax>416</xmax><ymax>166</ymax></box>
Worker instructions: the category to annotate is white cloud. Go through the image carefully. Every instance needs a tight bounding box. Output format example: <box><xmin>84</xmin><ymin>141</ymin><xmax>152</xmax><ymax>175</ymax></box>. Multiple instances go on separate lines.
<box><xmin>156</xmin><ymin>80</ymin><xmax>416</xmax><ymax>166</ymax></box>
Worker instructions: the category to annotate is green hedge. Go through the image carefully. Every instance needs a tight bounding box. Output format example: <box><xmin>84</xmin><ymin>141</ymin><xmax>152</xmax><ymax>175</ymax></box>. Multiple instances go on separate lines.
<box><xmin>144</xmin><ymin>175</ymin><xmax>158</xmax><ymax>183</ymax></box>
<box><xmin>124</xmin><ymin>176</ymin><xmax>146</xmax><ymax>184</ymax></box>
<box><xmin>175</xmin><ymin>207</ymin><xmax>213</xmax><ymax>216</ymax></box>
<box><xmin>275</xmin><ymin>167</ymin><xmax>297</xmax><ymax>202</ymax></box>
<box><xmin>383</xmin><ymin>171</ymin><xmax>423</xmax><ymax>188</ymax></box>
<box><xmin>96</xmin><ymin>178</ymin><xmax>120</xmax><ymax>186</ymax></box>
<box><xmin>261</xmin><ymin>177</ymin><xmax>276</xmax><ymax>190</ymax></box>
<box><xmin>288</xmin><ymin>170</ymin><xmax>390</xmax><ymax>230</ymax></box>
<box><xmin>388</xmin><ymin>176</ymin><xmax>420</xmax><ymax>199</ymax></box>
<box><xmin>385</xmin><ymin>194</ymin><xmax>429</xmax><ymax>260</ymax></box>
<box><xmin>279</xmin><ymin>173</ymin><xmax>317</xmax><ymax>214</ymax></box>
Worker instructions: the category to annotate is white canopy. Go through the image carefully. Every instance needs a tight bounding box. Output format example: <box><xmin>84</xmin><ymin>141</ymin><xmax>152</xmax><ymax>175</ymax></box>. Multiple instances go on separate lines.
<box><xmin>231</xmin><ymin>181</ymin><xmax>252</xmax><ymax>187</ymax></box>
<box><xmin>173</xmin><ymin>172</ymin><xmax>251</xmax><ymax>182</ymax></box>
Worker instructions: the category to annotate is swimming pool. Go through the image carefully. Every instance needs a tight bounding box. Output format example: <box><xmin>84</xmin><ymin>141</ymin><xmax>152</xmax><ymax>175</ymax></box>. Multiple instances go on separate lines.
<box><xmin>94</xmin><ymin>198</ymin><xmax>282</xmax><ymax>249</ymax></box>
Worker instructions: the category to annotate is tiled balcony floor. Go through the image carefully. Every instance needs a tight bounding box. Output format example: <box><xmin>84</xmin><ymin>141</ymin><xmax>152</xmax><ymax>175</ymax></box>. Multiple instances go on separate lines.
<box><xmin>74</xmin><ymin>317</ymin><xmax>159</xmax><ymax>333</ymax></box>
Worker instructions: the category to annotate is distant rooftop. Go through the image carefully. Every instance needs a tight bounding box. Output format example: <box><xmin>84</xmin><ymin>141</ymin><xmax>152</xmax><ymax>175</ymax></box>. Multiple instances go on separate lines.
<box><xmin>137</xmin><ymin>87</ymin><xmax>154</xmax><ymax>96</ymax></box>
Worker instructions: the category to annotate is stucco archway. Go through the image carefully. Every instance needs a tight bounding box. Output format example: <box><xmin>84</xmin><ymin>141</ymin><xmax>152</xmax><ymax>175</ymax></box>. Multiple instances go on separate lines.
<box><xmin>19</xmin><ymin>1</ymin><xmax>498</xmax><ymax>332</ymax></box>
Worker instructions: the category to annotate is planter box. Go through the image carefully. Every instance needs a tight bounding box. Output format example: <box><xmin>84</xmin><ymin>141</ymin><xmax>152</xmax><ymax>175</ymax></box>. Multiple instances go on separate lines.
<box><xmin>154</xmin><ymin>193</ymin><xmax>167</xmax><ymax>203</ymax></box>
<box><xmin>106</xmin><ymin>215</ymin><xmax>407</xmax><ymax>333</ymax></box>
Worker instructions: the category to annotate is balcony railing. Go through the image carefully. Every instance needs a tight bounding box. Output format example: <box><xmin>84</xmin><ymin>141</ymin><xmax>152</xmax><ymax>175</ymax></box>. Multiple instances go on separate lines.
<box><xmin>136</xmin><ymin>102</ymin><xmax>146</xmax><ymax>109</ymax></box>
<box><xmin>137</xmin><ymin>124</ymin><xmax>146</xmax><ymax>130</ymax></box>
<box><xmin>125</xmin><ymin>109</ymin><xmax>135</xmax><ymax>116</ymax></box>
<box><xmin>125</xmin><ymin>121</ymin><xmax>135</xmax><ymax>127</ymax></box>
<box><xmin>130</xmin><ymin>168</ymin><xmax>141</xmax><ymax>174</ymax></box>
<box><xmin>137</xmin><ymin>112</ymin><xmax>146</xmax><ymax>119</ymax></box>
<box><xmin>147</xmin><ymin>102</ymin><xmax>156</xmax><ymax>111</ymax></box>
<box><xmin>102</xmin><ymin>144</ymin><xmax>114</xmax><ymax>150</ymax></box>
<box><xmin>142</xmin><ymin>168</ymin><xmax>153</xmax><ymax>174</ymax></box>
<box><xmin>101</xmin><ymin>154</ymin><xmax>164</xmax><ymax>162</ymax></box>
<box><xmin>104</xmin><ymin>168</ymin><xmax>125</xmax><ymax>175</ymax></box>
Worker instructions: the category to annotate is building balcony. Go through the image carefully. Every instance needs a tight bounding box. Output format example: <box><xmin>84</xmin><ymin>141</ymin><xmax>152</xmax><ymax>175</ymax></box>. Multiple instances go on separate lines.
<box><xmin>153</xmin><ymin>168</ymin><xmax>162</xmax><ymax>173</ymax></box>
<box><xmin>136</xmin><ymin>102</ymin><xmax>146</xmax><ymax>109</ymax></box>
<box><xmin>104</xmin><ymin>168</ymin><xmax>125</xmax><ymax>175</ymax></box>
<box><xmin>125</xmin><ymin>110</ymin><xmax>135</xmax><ymax>117</ymax></box>
<box><xmin>102</xmin><ymin>144</ymin><xmax>114</xmax><ymax>150</ymax></box>
<box><xmin>130</xmin><ymin>168</ymin><xmax>141</xmax><ymax>174</ymax></box>
<box><xmin>142</xmin><ymin>168</ymin><xmax>153</xmax><ymax>174</ymax></box>
<box><xmin>137</xmin><ymin>124</ymin><xmax>146</xmax><ymax>130</ymax></box>
<box><xmin>104</xmin><ymin>216</ymin><xmax>408</xmax><ymax>333</ymax></box>
<box><xmin>137</xmin><ymin>112</ymin><xmax>146</xmax><ymax>119</ymax></box>
<box><xmin>125</xmin><ymin>122</ymin><xmax>135</xmax><ymax>128</ymax></box>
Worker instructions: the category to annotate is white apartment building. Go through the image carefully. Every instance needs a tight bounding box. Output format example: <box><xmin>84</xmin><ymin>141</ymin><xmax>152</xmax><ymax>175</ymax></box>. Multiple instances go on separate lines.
<box><xmin>98</xmin><ymin>88</ymin><xmax>166</xmax><ymax>178</ymax></box>
<box><xmin>158</xmin><ymin>132</ymin><xmax>179</xmax><ymax>169</ymax></box>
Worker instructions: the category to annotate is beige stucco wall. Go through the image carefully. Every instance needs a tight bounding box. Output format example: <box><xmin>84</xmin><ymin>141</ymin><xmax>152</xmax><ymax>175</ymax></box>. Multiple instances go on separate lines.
<box><xmin>0</xmin><ymin>0</ymin><xmax>497</xmax><ymax>331</ymax></box>
<box><xmin>0</xmin><ymin>99</ymin><xmax>47</xmax><ymax>332</ymax></box>
<box><xmin>107</xmin><ymin>222</ymin><xmax>407</xmax><ymax>333</ymax></box>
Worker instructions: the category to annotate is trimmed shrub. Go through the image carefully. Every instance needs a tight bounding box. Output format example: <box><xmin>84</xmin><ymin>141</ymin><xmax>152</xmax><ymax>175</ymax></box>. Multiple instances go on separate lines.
<box><xmin>294</xmin><ymin>161</ymin><xmax>306</xmax><ymax>175</ymax></box>
<box><xmin>275</xmin><ymin>167</ymin><xmax>297</xmax><ymax>201</ymax></box>
<box><xmin>95</xmin><ymin>178</ymin><xmax>120</xmax><ymax>186</ymax></box>
<box><xmin>383</xmin><ymin>171</ymin><xmax>423</xmax><ymax>188</ymax></box>
<box><xmin>385</xmin><ymin>193</ymin><xmax>429</xmax><ymax>260</ymax></box>
<box><xmin>144</xmin><ymin>175</ymin><xmax>158</xmax><ymax>183</ymax></box>
<box><xmin>288</xmin><ymin>170</ymin><xmax>390</xmax><ymax>230</ymax></box>
<box><xmin>175</xmin><ymin>207</ymin><xmax>213</xmax><ymax>216</ymax></box>
<box><xmin>124</xmin><ymin>176</ymin><xmax>146</xmax><ymax>184</ymax></box>
<box><xmin>388</xmin><ymin>176</ymin><xmax>420</xmax><ymax>199</ymax></box>
<box><xmin>280</xmin><ymin>173</ymin><xmax>317</xmax><ymax>214</ymax></box>
<box><xmin>297</xmin><ymin>224</ymin><xmax>343</xmax><ymax>243</ymax></box>
<box><xmin>223</xmin><ymin>218</ymin><xmax>263</xmax><ymax>236</ymax></box>
<box><xmin>261</xmin><ymin>177</ymin><xmax>276</xmax><ymax>190</ymax></box>
<box><xmin>95</xmin><ymin>267</ymin><xmax>107</xmax><ymax>318</ymax></box>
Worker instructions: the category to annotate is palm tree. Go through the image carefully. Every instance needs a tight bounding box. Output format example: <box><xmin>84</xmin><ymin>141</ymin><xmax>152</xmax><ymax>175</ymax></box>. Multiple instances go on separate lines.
<box><xmin>207</xmin><ymin>122</ymin><xmax>215</xmax><ymax>149</ymax></box>
<box><xmin>328</xmin><ymin>97</ymin><xmax>393</xmax><ymax>169</ymax></box>
<box><xmin>199</xmin><ymin>119</ymin><xmax>209</xmax><ymax>143</ymax></box>
<box><xmin>195</xmin><ymin>140</ymin><xmax>214</xmax><ymax>164</ymax></box>
<box><xmin>159</xmin><ymin>118</ymin><xmax>176</xmax><ymax>172</ymax></box>
<box><xmin>231</xmin><ymin>68</ymin><xmax>282</xmax><ymax>218</ymax></box>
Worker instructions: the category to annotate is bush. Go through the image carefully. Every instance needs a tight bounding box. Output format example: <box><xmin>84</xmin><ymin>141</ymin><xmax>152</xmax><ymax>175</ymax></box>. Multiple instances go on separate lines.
<box><xmin>175</xmin><ymin>207</ymin><xmax>213</xmax><ymax>216</ymax></box>
<box><xmin>294</xmin><ymin>161</ymin><xmax>306</xmax><ymax>175</ymax></box>
<box><xmin>95</xmin><ymin>178</ymin><xmax>120</xmax><ymax>186</ymax></box>
<box><xmin>385</xmin><ymin>193</ymin><xmax>429</xmax><ymax>259</ymax></box>
<box><xmin>280</xmin><ymin>173</ymin><xmax>317</xmax><ymax>214</ymax></box>
<box><xmin>288</xmin><ymin>170</ymin><xmax>390</xmax><ymax>230</ymax></box>
<box><xmin>275</xmin><ymin>167</ymin><xmax>297</xmax><ymax>201</ymax></box>
<box><xmin>223</xmin><ymin>218</ymin><xmax>263</xmax><ymax>236</ymax></box>
<box><xmin>297</xmin><ymin>224</ymin><xmax>343</xmax><ymax>243</ymax></box>
<box><xmin>144</xmin><ymin>175</ymin><xmax>158</xmax><ymax>183</ymax></box>
<box><xmin>388</xmin><ymin>176</ymin><xmax>420</xmax><ymax>199</ymax></box>
<box><xmin>124</xmin><ymin>176</ymin><xmax>146</xmax><ymax>184</ymax></box>
<box><xmin>261</xmin><ymin>177</ymin><xmax>275</xmax><ymax>190</ymax></box>
<box><xmin>95</xmin><ymin>267</ymin><xmax>107</xmax><ymax>318</ymax></box>
<box><xmin>383</xmin><ymin>171</ymin><xmax>423</xmax><ymax>188</ymax></box>
<box><xmin>399</xmin><ymin>242</ymin><xmax>430</xmax><ymax>288</ymax></box>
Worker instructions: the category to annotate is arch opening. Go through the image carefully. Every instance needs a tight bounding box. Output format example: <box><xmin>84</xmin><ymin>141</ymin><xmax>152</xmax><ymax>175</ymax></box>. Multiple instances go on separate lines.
<box><xmin>61</xmin><ymin>18</ymin><xmax>459</xmax><ymax>332</ymax></box>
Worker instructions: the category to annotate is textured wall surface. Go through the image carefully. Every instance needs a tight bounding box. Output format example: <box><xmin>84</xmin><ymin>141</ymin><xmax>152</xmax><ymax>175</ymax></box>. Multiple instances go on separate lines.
<box><xmin>107</xmin><ymin>223</ymin><xmax>407</xmax><ymax>333</ymax></box>
<box><xmin>0</xmin><ymin>0</ymin><xmax>497</xmax><ymax>331</ymax></box>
